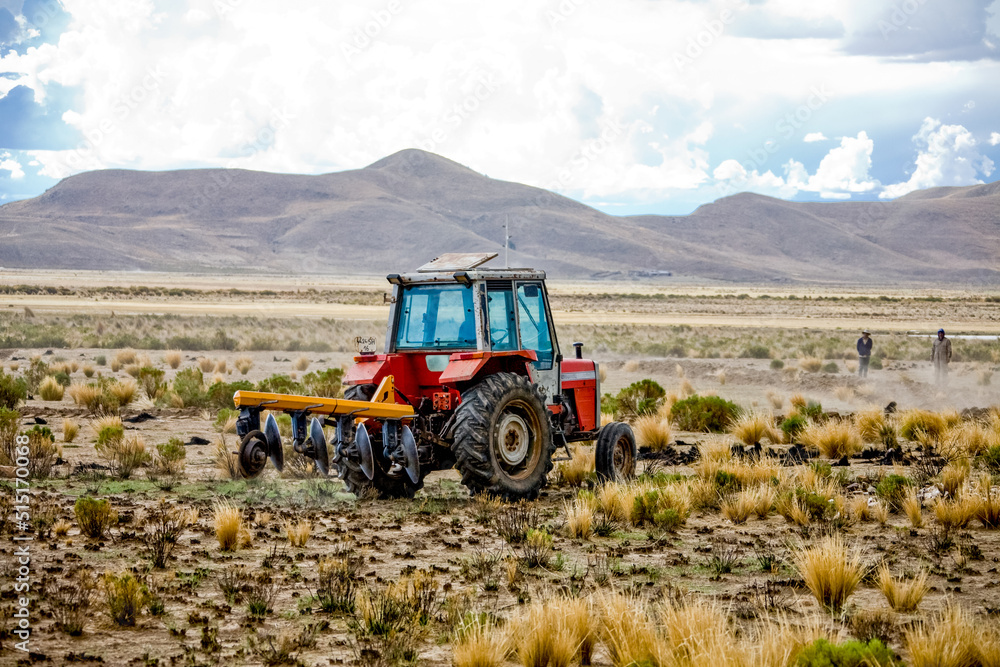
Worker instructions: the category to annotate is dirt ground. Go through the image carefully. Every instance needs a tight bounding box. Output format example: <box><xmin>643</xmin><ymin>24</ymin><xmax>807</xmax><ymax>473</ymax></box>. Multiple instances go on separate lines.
<box><xmin>1</xmin><ymin>270</ymin><xmax>999</xmax><ymax>666</ymax></box>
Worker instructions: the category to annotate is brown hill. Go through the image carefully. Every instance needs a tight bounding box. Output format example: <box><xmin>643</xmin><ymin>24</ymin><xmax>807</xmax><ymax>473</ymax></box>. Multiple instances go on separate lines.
<box><xmin>1</xmin><ymin>149</ymin><xmax>997</xmax><ymax>284</ymax></box>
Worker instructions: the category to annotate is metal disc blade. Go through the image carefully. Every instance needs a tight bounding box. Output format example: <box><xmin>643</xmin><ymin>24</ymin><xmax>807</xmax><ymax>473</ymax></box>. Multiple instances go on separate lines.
<box><xmin>238</xmin><ymin>430</ymin><xmax>269</xmax><ymax>478</ymax></box>
<box><xmin>264</xmin><ymin>413</ymin><xmax>284</xmax><ymax>472</ymax></box>
<box><xmin>356</xmin><ymin>423</ymin><xmax>374</xmax><ymax>480</ymax></box>
<box><xmin>401</xmin><ymin>425</ymin><xmax>420</xmax><ymax>484</ymax></box>
<box><xmin>309</xmin><ymin>417</ymin><xmax>329</xmax><ymax>476</ymax></box>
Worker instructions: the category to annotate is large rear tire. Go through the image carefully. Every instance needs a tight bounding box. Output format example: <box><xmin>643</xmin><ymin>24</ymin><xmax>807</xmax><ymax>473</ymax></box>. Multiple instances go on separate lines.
<box><xmin>453</xmin><ymin>373</ymin><xmax>555</xmax><ymax>501</ymax></box>
<box><xmin>595</xmin><ymin>421</ymin><xmax>637</xmax><ymax>483</ymax></box>
<box><xmin>335</xmin><ymin>383</ymin><xmax>422</xmax><ymax>499</ymax></box>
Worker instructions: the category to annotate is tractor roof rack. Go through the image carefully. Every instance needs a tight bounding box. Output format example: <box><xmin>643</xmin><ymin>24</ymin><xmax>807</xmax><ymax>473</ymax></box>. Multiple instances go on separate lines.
<box><xmin>417</xmin><ymin>252</ymin><xmax>498</xmax><ymax>272</ymax></box>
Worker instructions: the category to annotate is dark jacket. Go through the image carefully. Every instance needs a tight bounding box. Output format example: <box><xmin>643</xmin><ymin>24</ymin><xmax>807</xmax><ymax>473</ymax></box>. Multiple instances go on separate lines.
<box><xmin>857</xmin><ymin>337</ymin><xmax>872</xmax><ymax>357</ymax></box>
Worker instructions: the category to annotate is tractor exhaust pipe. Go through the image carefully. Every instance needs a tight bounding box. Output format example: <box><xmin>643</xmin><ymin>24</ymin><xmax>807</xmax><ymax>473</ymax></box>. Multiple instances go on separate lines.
<box><xmin>573</xmin><ymin>342</ymin><xmax>583</xmax><ymax>359</ymax></box>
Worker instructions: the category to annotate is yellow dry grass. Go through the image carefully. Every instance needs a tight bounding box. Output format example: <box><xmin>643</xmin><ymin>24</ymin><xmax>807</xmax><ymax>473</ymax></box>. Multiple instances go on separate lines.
<box><xmin>905</xmin><ymin>604</ymin><xmax>981</xmax><ymax>667</ymax></box>
<box><xmin>633</xmin><ymin>415</ymin><xmax>671</xmax><ymax>452</ymax></box>
<box><xmin>798</xmin><ymin>356</ymin><xmax>823</xmax><ymax>373</ymax></box>
<box><xmin>452</xmin><ymin>616</ymin><xmax>510</xmax><ymax>667</ymax></box>
<box><xmin>800</xmin><ymin>420</ymin><xmax>863</xmax><ymax>459</ymax></box>
<box><xmin>213</xmin><ymin>501</ymin><xmax>244</xmax><ymax>551</ymax></box>
<box><xmin>721</xmin><ymin>490</ymin><xmax>755</xmax><ymax>524</ymax></box>
<box><xmin>38</xmin><ymin>376</ymin><xmax>64</xmax><ymax>401</ymax></box>
<box><xmin>108</xmin><ymin>379</ymin><xmax>137</xmax><ymax>407</ymax></box>
<box><xmin>62</xmin><ymin>417</ymin><xmax>80</xmax><ymax>443</ymax></box>
<box><xmin>729</xmin><ymin>411</ymin><xmax>780</xmax><ymax>447</ymax></box>
<box><xmin>163</xmin><ymin>350</ymin><xmax>182</xmax><ymax>369</ymax></box>
<box><xmin>792</xmin><ymin>534</ymin><xmax>865</xmax><ymax>612</ymax></box>
<box><xmin>903</xmin><ymin>489</ymin><xmax>924</xmax><ymax>528</ymax></box>
<box><xmin>558</xmin><ymin>445</ymin><xmax>594</xmax><ymax>487</ymax></box>
<box><xmin>563</xmin><ymin>499</ymin><xmax>593</xmax><ymax>539</ymax></box>
<box><xmin>235</xmin><ymin>355</ymin><xmax>254</xmax><ymax>375</ymax></box>
<box><xmin>197</xmin><ymin>357</ymin><xmax>214</xmax><ymax>373</ymax></box>
<box><xmin>876</xmin><ymin>564</ymin><xmax>929</xmax><ymax>612</ymax></box>
<box><xmin>285</xmin><ymin>520</ymin><xmax>311</xmax><ymax>548</ymax></box>
<box><xmin>294</xmin><ymin>355</ymin><xmax>311</xmax><ymax>371</ymax></box>
<box><xmin>934</xmin><ymin>493</ymin><xmax>978</xmax><ymax>531</ymax></box>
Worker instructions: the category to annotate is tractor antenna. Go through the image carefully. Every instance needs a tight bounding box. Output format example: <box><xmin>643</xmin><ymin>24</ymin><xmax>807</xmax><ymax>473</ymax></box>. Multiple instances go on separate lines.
<box><xmin>504</xmin><ymin>215</ymin><xmax>510</xmax><ymax>268</ymax></box>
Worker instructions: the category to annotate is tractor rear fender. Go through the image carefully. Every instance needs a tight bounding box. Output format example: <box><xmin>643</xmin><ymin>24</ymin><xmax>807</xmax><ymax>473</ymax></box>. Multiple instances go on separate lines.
<box><xmin>439</xmin><ymin>350</ymin><xmax>537</xmax><ymax>384</ymax></box>
<box><xmin>343</xmin><ymin>355</ymin><xmax>388</xmax><ymax>386</ymax></box>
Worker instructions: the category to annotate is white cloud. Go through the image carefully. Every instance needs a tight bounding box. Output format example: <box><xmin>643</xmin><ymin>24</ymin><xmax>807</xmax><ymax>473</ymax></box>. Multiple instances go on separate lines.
<box><xmin>803</xmin><ymin>132</ymin><xmax>828</xmax><ymax>142</ymax></box>
<box><xmin>0</xmin><ymin>153</ymin><xmax>25</xmax><ymax>179</ymax></box>
<box><xmin>990</xmin><ymin>131</ymin><xmax>1000</xmax><ymax>146</ymax></box>
<box><xmin>880</xmin><ymin>118</ymin><xmax>996</xmax><ymax>199</ymax></box>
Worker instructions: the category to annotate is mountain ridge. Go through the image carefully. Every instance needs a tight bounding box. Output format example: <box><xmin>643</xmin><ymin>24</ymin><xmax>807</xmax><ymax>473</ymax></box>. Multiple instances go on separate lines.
<box><xmin>1</xmin><ymin>149</ymin><xmax>997</xmax><ymax>284</ymax></box>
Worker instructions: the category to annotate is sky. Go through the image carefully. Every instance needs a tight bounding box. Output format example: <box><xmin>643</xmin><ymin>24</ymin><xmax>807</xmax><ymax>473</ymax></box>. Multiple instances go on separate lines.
<box><xmin>0</xmin><ymin>0</ymin><xmax>999</xmax><ymax>215</ymax></box>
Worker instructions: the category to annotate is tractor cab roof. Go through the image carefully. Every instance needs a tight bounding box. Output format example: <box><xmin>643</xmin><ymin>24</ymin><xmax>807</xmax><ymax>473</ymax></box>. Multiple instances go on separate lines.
<box><xmin>387</xmin><ymin>252</ymin><xmax>546</xmax><ymax>285</ymax></box>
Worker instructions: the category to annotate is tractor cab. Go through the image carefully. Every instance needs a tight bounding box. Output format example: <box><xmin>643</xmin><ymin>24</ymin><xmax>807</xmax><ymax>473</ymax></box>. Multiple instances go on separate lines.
<box><xmin>382</xmin><ymin>252</ymin><xmax>561</xmax><ymax>401</ymax></box>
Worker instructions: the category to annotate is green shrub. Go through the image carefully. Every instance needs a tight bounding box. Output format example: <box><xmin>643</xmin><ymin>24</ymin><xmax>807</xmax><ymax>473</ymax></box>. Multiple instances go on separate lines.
<box><xmin>770</xmin><ymin>359</ymin><xmax>785</xmax><ymax>370</ymax></box>
<box><xmin>95</xmin><ymin>355</ymin><xmax>106</xmax><ymax>366</ymax></box>
<box><xmin>0</xmin><ymin>407</ymin><xmax>19</xmax><ymax>465</ymax></box>
<box><xmin>875</xmin><ymin>474</ymin><xmax>910</xmax><ymax>510</ymax></box>
<box><xmin>0</xmin><ymin>372</ymin><xmax>28</xmax><ymax>409</ymax></box>
<box><xmin>714</xmin><ymin>470</ymin><xmax>740</xmax><ymax>494</ymax></box>
<box><xmin>795</xmin><ymin>489</ymin><xmax>837</xmax><ymax>522</ymax></box>
<box><xmin>206</xmin><ymin>380</ymin><xmax>254</xmax><ymax>410</ymax></box>
<box><xmin>156</xmin><ymin>438</ymin><xmax>187</xmax><ymax>466</ymax></box>
<box><xmin>781</xmin><ymin>414</ymin><xmax>808</xmax><ymax>441</ymax></box>
<box><xmin>137</xmin><ymin>367</ymin><xmax>166</xmax><ymax>400</ymax></box>
<box><xmin>303</xmin><ymin>367</ymin><xmax>345</xmax><ymax>398</ymax></box>
<box><xmin>102</xmin><ymin>572</ymin><xmax>149</xmax><ymax>626</ymax></box>
<box><xmin>256</xmin><ymin>374</ymin><xmax>304</xmax><ymax>396</ymax></box>
<box><xmin>869</xmin><ymin>357</ymin><xmax>883</xmax><ymax>370</ymax></box>
<box><xmin>172</xmin><ymin>368</ymin><xmax>207</xmax><ymax>408</ymax></box>
<box><xmin>981</xmin><ymin>445</ymin><xmax>1000</xmax><ymax>474</ymax></box>
<box><xmin>795</xmin><ymin>638</ymin><xmax>900</xmax><ymax>667</ymax></box>
<box><xmin>670</xmin><ymin>395</ymin><xmax>741</xmax><ymax>432</ymax></box>
<box><xmin>741</xmin><ymin>344</ymin><xmax>771</xmax><ymax>359</ymax></box>
<box><xmin>24</xmin><ymin>357</ymin><xmax>48</xmax><ymax>392</ymax></box>
<box><xmin>607</xmin><ymin>379</ymin><xmax>665</xmax><ymax>421</ymax></box>
<box><xmin>822</xmin><ymin>362</ymin><xmax>840</xmax><ymax>373</ymax></box>
<box><xmin>652</xmin><ymin>508</ymin><xmax>682</xmax><ymax>531</ymax></box>
<box><xmin>75</xmin><ymin>497</ymin><xmax>117</xmax><ymax>538</ymax></box>
<box><xmin>51</xmin><ymin>371</ymin><xmax>71</xmax><ymax>387</ymax></box>
<box><xmin>801</xmin><ymin>401</ymin><xmax>823</xmax><ymax>419</ymax></box>
<box><xmin>21</xmin><ymin>425</ymin><xmax>58</xmax><ymax>478</ymax></box>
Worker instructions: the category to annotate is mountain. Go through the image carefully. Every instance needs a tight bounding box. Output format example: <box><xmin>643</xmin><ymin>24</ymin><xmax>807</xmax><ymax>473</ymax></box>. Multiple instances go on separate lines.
<box><xmin>1</xmin><ymin>149</ymin><xmax>998</xmax><ymax>284</ymax></box>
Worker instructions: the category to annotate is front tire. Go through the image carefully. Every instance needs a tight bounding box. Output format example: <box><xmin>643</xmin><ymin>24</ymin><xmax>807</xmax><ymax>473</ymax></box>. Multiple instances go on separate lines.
<box><xmin>595</xmin><ymin>421</ymin><xmax>637</xmax><ymax>483</ymax></box>
<box><xmin>335</xmin><ymin>383</ymin><xmax>422</xmax><ymax>499</ymax></box>
<box><xmin>453</xmin><ymin>373</ymin><xmax>555</xmax><ymax>501</ymax></box>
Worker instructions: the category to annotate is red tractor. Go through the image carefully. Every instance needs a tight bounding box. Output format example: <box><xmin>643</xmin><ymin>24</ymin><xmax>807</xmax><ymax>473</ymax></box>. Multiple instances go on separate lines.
<box><xmin>233</xmin><ymin>253</ymin><xmax>636</xmax><ymax>500</ymax></box>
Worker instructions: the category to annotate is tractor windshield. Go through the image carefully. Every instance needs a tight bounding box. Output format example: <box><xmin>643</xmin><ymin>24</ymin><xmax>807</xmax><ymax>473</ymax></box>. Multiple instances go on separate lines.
<box><xmin>395</xmin><ymin>283</ymin><xmax>477</xmax><ymax>350</ymax></box>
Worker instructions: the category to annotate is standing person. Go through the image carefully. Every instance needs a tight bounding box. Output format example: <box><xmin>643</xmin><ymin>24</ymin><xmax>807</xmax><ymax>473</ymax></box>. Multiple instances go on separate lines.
<box><xmin>931</xmin><ymin>328</ymin><xmax>952</xmax><ymax>385</ymax></box>
<box><xmin>857</xmin><ymin>329</ymin><xmax>873</xmax><ymax>377</ymax></box>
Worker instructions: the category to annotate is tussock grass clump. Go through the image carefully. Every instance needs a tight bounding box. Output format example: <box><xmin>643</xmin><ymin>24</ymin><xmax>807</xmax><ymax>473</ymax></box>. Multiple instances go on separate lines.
<box><xmin>905</xmin><ymin>605</ymin><xmax>980</xmax><ymax>667</ymax></box>
<box><xmin>107</xmin><ymin>379</ymin><xmax>137</xmax><ymax>407</ymax></box>
<box><xmin>799</xmin><ymin>356</ymin><xmax>824</xmax><ymax>373</ymax></box>
<box><xmin>95</xmin><ymin>428</ymin><xmax>148</xmax><ymax>479</ymax></box>
<box><xmin>855</xmin><ymin>407</ymin><xmax>897</xmax><ymax>447</ymax></box>
<box><xmin>903</xmin><ymin>489</ymin><xmax>924</xmax><ymax>528</ymax></box>
<box><xmin>62</xmin><ymin>417</ymin><xmax>79</xmax><ymax>443</ymax></box>
<box><xmin>285</xmin><ymin>519</ymin><xmax>311</xmax><ymax>547</ymax></box>
<box><xmin>934</xmin><ymin>494</ymin><xmax>978</xmax><ymax>531</ymax></box>
<box><xmin>67</xmin><ymin>383</ymin><xmax>101</xmax><ymax>411</ymax></box>
<box><xmin>564</xmin><ymin>499</ymin><xmax>593</xmax><ymax>539</ymax></box>
<box><xmin>214</xmin><ymin>359</ymin><xmax>227</xmax><ymax>373</ymax></box>
<box><xmin>793</xmin><ymin>534</ymin><xmax>866</xmax><ymax>613</ymax></box>
<box><xmin>633</xmin><ymin>415</ymin><xmax>671</xmax><ymax>451</ymax></box>
<box><xmin>213</xmin><ymin>501</ymin><xmax>245</xmax><ymax>551</ymax></box>
<box><xmin>197</xmin><ymin>357</ymin><xmax>215</xmax><ymax>373</ymax></box>
<box><xmin>235</xmin><ymin>355</ymin><xmax>254</xmax><ymax>375</ymax></box>
<box><xmin>975</xmin><ymin>474</ymin><xmax>1000</xmax><ymax>529</ymax></box>
<box><xmin>74</xmin><ymin>496</ymin><xmax>117</xmax><ymax>538</ymax></box>
<box><xmin>899</xmin><ymin>409</ymin><xmax>948</xmax><ymax>441</ymax></box>
<box><xmin>800</xmin><ymin>420</ymin><xmax>863</xmax><ymax>459</ymax></box>
<box><xmin>558</xmin><ymin>445</ymin><xmax>594</xmax><ymax>487</ymax></box>
<box><xmin>214</xmin><ymin>436</ymin><xmax>241</xmax><ymax>480</ymax></box>
<box><xmin>514</xmin><ymin>600</ymin><xmax>580</xmax><ymax>667</ymax></box>
<box><xmin>81</xmin><ymin>363</ymin><xmax>95</xmax><ymax>378</ymax></box>
<box><xmin>876</xmin><ymin>564</ymin><xmax>928</xmax><ymax>612</ymax></box>
<box><xmin>729</xmin><ymin>410</ymin><xmax>780</xmax><ymax>446</ymax></box>
<box><xmin>39</xmin><ymin>376</ymin><xmax>65</xmax><ymax>401</ymax></box>
<box><xmin>453</xmin><ymin>616</ymin><xmax>511</xmax><ymax>667</ymax></box>
<box><xmin>114</xmin><ymin>348</ymin><xmax>137</xmax><ymax>366</ymax></box>
<box><xmin>549</xmin><ymin>597</ymin><xmax>598</xmax><ymax>666</ymax></box>
<box><xmin>53</xmin><ymin>518</ymin><xmax>72</xmax><ymax>537</ymax></box>
<box><xmin>721</xmin><ymin>490</ymin><xmax>755</xmax><ymax>524</ymax></box>
<box><xmin>294</xmin><ymin>355</ymin><xmax>311</xmax><ymax>371</ymax></box>
<box><xmin>163</xmin><ymin>350</ymin><xmax>182</xmax><ymax>369</ymax></box>
<box><xmin>766</xmin><ymin>390</ymin><xmax>784</xmax><ymax>410</ymax></box>
<box><xmin>940</xmin><ymin>461</ymin><xmax>970</xmax><ymax>497</ymax></box>
<box><xmin>103</xmin><ymin>571</ymin><xmax>148</xmax><ymax>626</ymax></box>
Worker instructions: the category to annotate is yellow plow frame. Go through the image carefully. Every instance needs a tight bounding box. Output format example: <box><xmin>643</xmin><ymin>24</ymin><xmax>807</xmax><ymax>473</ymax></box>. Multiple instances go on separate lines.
<box><xmin>233</xmin><ymin>375</ymin><xmax>415</xmax><ymax>420</ymax></box>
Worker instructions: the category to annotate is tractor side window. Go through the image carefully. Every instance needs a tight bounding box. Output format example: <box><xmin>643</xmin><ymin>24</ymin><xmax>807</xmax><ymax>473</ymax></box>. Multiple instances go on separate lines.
<box><xmin>486</xmin><ymin>285</ymin><xmax>517</xmax><ymax>351</ymax></box>
<box><xmin>395</xmin><ymin>284</ymin><xmax>476</xmax><ymax>350</ymax></box>
<box><xmin>516</xmin><ymin>282</ymin><xmax>553</xmax><ymax>370</ymax></box>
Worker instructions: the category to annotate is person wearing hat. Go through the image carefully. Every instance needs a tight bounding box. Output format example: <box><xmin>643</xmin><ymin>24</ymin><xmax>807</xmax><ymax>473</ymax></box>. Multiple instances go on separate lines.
<box><xmin>856</xmin><ymin>329</ymin><xmax>873</xmax><ymax>377</ymax></box>
<box><xmin>932</xmin><ymin>328</ymin><xmax>952</xmax><ymax>385</ymax></box>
